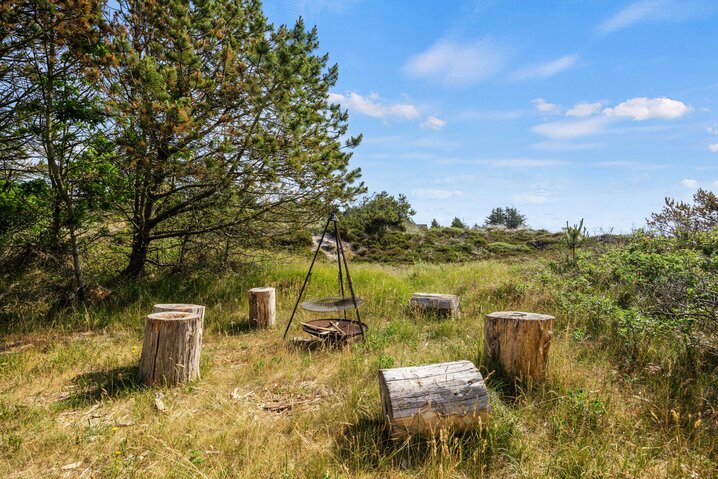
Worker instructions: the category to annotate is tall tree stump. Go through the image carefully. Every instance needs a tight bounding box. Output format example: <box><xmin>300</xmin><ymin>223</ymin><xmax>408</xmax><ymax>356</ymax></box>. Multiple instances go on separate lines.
<box><xmin>483</xmin><ymin>311</ymin><xmax>554</xmax><ymax>381</ymax></box>
<box><xmin>152</xmin><ymin>304</ymin><xmax>205</xmax><ymax>375</ymax></box>
<box><xmin>410</xmin><ymin>293</ymin><xmax>460</xmax><ymax>317</ymax></box>
<box><xmin>248</xmin><ymin>287</ymin><xmax>276</xmax><ymax>328</ymax></box>
<box><xmin>378</xmin><ymin>360</ymin><xmax>489</xmax><ymax>438</ymax></box>
<box><xmin>139</xmin><ymin>311</ymin><xmax>203</xmax><ymax>386</ymax></box>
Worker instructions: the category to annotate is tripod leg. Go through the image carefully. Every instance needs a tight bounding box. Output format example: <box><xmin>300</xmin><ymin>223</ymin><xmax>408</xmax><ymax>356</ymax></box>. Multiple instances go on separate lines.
<box><xmin>333</xmin><ymin>220</ymin><xmax>347</xmax><ymax>321</ymax></box>
<box><xmin>283</xmin><ymin>217</ymin><xmax>331</xmax><ymax>339</ymax></box>
<box><xmin>335</xmin><ymin>226</ymin><xmax>365</xmax><ymax>341</ymax></box>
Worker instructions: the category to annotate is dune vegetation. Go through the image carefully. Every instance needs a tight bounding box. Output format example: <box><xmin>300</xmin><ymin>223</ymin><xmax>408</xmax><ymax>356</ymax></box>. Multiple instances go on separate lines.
<box><xmin>1</xmin><ymin>241</ymin><xmax>716</xmax><ymax>477</ymax></box>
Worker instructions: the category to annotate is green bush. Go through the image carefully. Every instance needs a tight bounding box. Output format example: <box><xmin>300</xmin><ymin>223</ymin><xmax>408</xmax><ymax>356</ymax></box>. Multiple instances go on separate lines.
<box><xmin>278</xmin><ymin>229</ymin><xmax>313</xmax><ymax>249</ymax></box>
<box><xmin>549</xmin><ymin>229</ymin><xmax>718</xmax><ymax>376</ymax></box>
<box><xmin>486</xmin><ymin>242</ymin><xmax>531</xmax><ymax>255</ymax></box>
<box><xmin>341</xmin><ymin>191</ymin><xmax>415</xmax><ymax>239</ymax></box>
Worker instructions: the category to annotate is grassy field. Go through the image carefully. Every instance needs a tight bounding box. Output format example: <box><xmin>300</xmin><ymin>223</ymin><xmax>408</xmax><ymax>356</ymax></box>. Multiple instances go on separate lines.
<box><xmin>0</xmin><ymin>258</ymin><xmax>715</xmax><ymax>478</ymax></box>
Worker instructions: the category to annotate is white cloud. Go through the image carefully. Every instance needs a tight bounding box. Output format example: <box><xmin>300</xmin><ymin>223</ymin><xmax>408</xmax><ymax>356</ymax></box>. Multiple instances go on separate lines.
<box><xmin>421</xmin><ymin>115</ymin><xmax>446</xmax><ymax>130</ymax></box>
<box><xmin>599</xmin><ymin>0</ymin><xmax>670</xmax><ymax>33</ymax></box>
<box><xmin>566</xmin><ymin>102</ymin><xmax>603</xmax><ymax>117</ymax></box>
<box><xmin>598</xmin><ymin>0</ymin><xmax>711</xmax><ymax>34</ymax></box>
<box><xmin>328</xmin><ymin>92</ymin><xmax>419</xmax><ymax>120</ymax></box>
<box><xmin>512</xmin><ymin>54</ymin><xmax>579</xmax><ymax>80</ymax></box>
<box><xmin>709</xmin><ymin>143</ymin><xmax>718</xmax><ymax>152</ymax></box>
<box><xmin>512</xmin><ymin>192</ymin><xmax>549</xmax><ymax>205</ymax></box>
<box><xmin>531</xmin><ymin>117</ymin><xmax>609</xmax><ymax>139</ymax></box>
<box><xmin>405</xmin><ymin>39</ymin><xmax>508</xmax><ymax>86</ymax></box>
<box><xmin>591</xmin><ymin>161</ymin><xmax>671</xmax><ymax>170</ymax></box>
<box><xmin>602</xmin><ymin>97</ymin><xmax>691</xmax><ymax>120</ymax></box>
<box><xmin>530</xmin><ymin>97</ymin><xmax>690</xmax><ymax>141</ymax></box>
<box><xmin>412</xmin><ymin>189</ymin><xmax>464</xmax><ymax>199</ymax></box>
<box><xmin>681</xmin><ymin>178</ymin><xmax>699</xmax><ymax>188</ymax></box>
<box><xmin>532</xmin><ymin>98</ymin><xmax>561</xmax><ymax>115</ymax></box>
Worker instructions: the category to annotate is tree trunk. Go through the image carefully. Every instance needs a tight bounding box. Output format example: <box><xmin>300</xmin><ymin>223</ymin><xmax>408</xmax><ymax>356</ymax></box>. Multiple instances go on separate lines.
<box><xmin>123</xmin><ymin>232</ymin><xmax>150</xmax><ymax>277</ymax></box>
<box><xmin>248</xmin><ymin>287</ymin><xmax>276</xmax><ymax>328</ymax></box>
<box><xmin>49</xmin><ymin>194</ymin><xmax>62</xmax><ymax>252</ymax></box>
<box><xmin>175</xmin><ymin>233</ymin><xmax>189</xmax><ymax>269</ymax></box>
<box><xmin>483</xmin><ymin>311</ymin><xmax>554</xmax><ymax>381</ymax></box>
<box><xmin>138</xmin><ymin>311</ymin><xmax>203</xmax><ymax>386</ymax></box>
<box><xmin>68</xmin><ymin>223</ymin><xmax>85</xmax><ymax>300</ymax></box>
<box><xmin>410</xmin><ymin>293</ymin><xmax>460</xmax><ymax>317</ymax></box>
<box><xmin>378</xmin><ymin>360</ymin><xmax>489</xmax><ymax>438</ymax></box>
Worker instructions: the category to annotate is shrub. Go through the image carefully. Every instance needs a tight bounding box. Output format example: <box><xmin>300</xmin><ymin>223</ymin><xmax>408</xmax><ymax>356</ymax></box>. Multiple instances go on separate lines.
<box><xmin>648</xmin><ymin>188</ymin><xmax>718</xmax><ymax>239</ymax></box>
<box><xmin>341</xmin><ymin>191</ymin><xmax>415</xmax><ymax>239</ymax></box>
<box><xmin>486</xmin><ymin>242</ymin><xmax>531</xmax><ymax>255</ymax></box>
<box><xmin>549</xmin><ymin>228</ymin><xmax>718</xmax><ymax>377</ymax></box>
<box><xmin>450</xmin><ymin>217</ymin><xmax>467</xmax><ymax>229</ymax></box>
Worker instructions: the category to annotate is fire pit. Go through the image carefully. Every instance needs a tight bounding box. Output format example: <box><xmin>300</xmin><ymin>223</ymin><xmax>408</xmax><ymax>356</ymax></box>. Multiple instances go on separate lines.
<box><xmin>301</xmin><ymin>319</ymin><xmax>368</xmax><ymax>341</ymax></box>
<box><xmin>283</xmin><ymin>212</ymin><xmax>366</xmax><ymax>342</ymax></box>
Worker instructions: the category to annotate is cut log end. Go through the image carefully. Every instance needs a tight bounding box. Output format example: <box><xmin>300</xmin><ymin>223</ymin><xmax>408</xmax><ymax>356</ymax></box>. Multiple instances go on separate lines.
<box><xmin>485</xmin><ymin>311</ymin><xmax>553</xmax><ymax>322</ymax></box>
<box><xmin>153</xmin><ymin>303</ymin><xmax>205</xmax><ymax>320</ymax></box>
<box><xmin>378</xmin><ymin>360</ymin><xmax>489</xmax><ymax>438</ymax></box>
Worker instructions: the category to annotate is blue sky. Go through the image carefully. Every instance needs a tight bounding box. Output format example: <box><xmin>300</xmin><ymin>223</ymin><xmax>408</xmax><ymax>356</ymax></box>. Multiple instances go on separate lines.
<box><xmin>264</xmin><ymin>0</ymin><xmax>718</xmax><ymax>232</ymax></box>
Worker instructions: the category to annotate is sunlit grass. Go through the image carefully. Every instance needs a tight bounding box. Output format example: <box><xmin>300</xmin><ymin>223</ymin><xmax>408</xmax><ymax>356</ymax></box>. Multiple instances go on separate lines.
<box><xmin>0</xmin><ymin>258</ymin><xmax>715</xmax><ymax>477</ymax></box>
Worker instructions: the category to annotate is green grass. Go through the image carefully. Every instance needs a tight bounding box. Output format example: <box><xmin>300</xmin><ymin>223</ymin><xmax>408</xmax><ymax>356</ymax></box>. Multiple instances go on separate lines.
<box><xmin>0</xmin><ymin>258</ymin><xmax>715</xmax><ymax>478</ymax></box>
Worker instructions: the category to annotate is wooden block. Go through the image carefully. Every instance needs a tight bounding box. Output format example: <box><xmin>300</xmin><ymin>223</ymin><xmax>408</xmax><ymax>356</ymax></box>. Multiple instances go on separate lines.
<box><xmin>484</xmin><ymin>311</ymin><xmax>554</xmax><ymax>381</ymax></box>
<box><xmin>248</xmin><ymin>287</ymin><xmax>276</xmax><ymax>328</ymax></box>
<box><xmin>378</xmin><ymin>360</ymin><xmax>489</xmax><ymax>438</ymax></box>
<box><xmin>139</xmin><ymin>311</ymin><xmax>202</xmax><ymax>386</ymax></box>
<box><xmin>151</xmin><ymin>304</ymin><xmax>205</xmax><ymax>382</ymax></box>
<box><xmin>410</xmin><ymin>293</ymin><xmax>460</xmax><ymax>317</ymax></box>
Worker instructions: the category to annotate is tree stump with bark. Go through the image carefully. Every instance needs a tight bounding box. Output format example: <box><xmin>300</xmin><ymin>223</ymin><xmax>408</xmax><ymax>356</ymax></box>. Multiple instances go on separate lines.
<box><xmin>483</xmin><ymin>311</ymin><xmax>554</xmax><ymax>381</ymax></box>
<box><xmin>152</xmin><ymin>304</ymin><xmax>205</xmax><ymax>374</ymax></box>
<box><xmin>248</xmin><ymin>287</ymin><xmax>276</xmax><ymax>328</ymax></box>
<box><xmin>138</xmin><ymin>311</ymin><xmax>203</xmax><ymax>386</ymax></box>
<box><xmin>378</xmin><ymin>360</ymin><xmax>489</xmax><ymax>438</ymax></box>
<box><xmin>410</xmin><ymin>293</ymin><xmax>460</xmax><ymax>317</ymax></box>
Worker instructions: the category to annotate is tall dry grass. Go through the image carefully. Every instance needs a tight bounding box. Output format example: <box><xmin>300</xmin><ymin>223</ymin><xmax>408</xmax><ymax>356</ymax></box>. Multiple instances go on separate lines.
<box><xmin>0</xmin><ymin>258</ymin><xmax>715</xmax><ymax>477</ymax></box>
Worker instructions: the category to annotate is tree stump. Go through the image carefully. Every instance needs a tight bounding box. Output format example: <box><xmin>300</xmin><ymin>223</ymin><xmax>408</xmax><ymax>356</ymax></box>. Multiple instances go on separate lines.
<box><xmin>410</xmin><ymin>293</ymin><xmax>460</xmax><ymax>317</ymax></box>
<box><xmin>378</xmin><ymin>360</ymin><xmax>489</xmax><ymax>438</ymax></box>
<box><xmin>151</xmin><ymin>304</ymin><xmax>205</xmax><ymax>377</ymax></box>
<box><xmin>138</xmin><ymin>311</ymin><xmax>203</xmax><ymax>386</ymax></box>
<box><xmin>248</xmin><ymin>287</ymin><xmax>276</xmax><ymax>328</ymax></box>
<box><xmin>483</xmin><ymin>311</ymin><xmax>554</xmax><ymax>381</ymax></box>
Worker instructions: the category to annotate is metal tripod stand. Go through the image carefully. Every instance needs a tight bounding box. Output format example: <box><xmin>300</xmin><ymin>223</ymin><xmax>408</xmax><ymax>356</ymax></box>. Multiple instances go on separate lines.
<box><xmin>282</xmin><ymin>212</ymin><xmax>365</xmax><ymax>341</ymax></box>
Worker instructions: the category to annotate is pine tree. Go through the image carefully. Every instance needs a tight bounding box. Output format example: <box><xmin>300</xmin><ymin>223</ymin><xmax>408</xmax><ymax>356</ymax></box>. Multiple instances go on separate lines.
<box><xmin>563</xmin><ymin>218</ymin><xmax>587</xmax><ymax>261</ymax></box>
<box><xmin>430</xmin><ymin>218</ymin><xmax>440</xmax><ymax>228</ymax></box>
<box><xmin>6</xmin><ymin>0</ymin><xmax>112</xmax><ymax>298</ymax></box>
<box><xmin>484</xmin><ymin>207</ymin><xmax>506</xmax><ymax>226</ymax></box>
<box><xmin>105</xmin><ymin>0</ymin><xmax>363</xmax><ymax>276</ymax></box>
<box><xmin>450</xmin><ymin>217</ymin><xmax>466</xmax><ymax>229</ymax></box>
<box><xmin>504</xmin><ymin>207</ymin><xmax>527</xmax><ymax>229</ymax></box>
